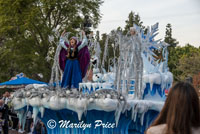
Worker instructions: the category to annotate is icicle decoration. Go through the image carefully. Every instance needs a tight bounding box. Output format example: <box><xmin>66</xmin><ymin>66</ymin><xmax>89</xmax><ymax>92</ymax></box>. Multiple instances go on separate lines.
<box><xmin>101</xmin><ymin>36</ymin><xmax>109</xmax><ymax>71</ymax></box>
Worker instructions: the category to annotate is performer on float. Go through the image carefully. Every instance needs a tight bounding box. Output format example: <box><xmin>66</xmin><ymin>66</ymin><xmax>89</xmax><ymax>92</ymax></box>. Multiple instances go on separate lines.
<box><xmin>59</xmin><ymin>30</ymin><xmax>90</xmax><ymax>89</ymax></box>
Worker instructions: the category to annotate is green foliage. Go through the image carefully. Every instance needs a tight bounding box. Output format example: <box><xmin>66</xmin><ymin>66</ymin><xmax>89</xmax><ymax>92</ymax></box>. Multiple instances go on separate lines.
<box><xmin>164</xmin><ymin>23</ymin><xmax>179</xmax><ymax>47</ymax></box>
<box><xmin>0</xmin><ymin>0</ymin><xmax>103</xmax><ymax>82</ymax></box>
<box><xmin>163</xmin><ymin>23</ymin><xmax>179</xmax><ymax>80</ymax></box>
<box><xmin>177</xmin><ymin>51</ymin><xmax>200</xmax><ymax>80</ymax></box>
<box><xmin>169</xmin><ymin>44</ymin><xmax>200</xmax><ymax>81</ymax></box>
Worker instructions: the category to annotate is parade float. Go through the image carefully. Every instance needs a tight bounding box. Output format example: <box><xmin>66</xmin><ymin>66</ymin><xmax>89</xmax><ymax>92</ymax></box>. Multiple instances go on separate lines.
<box><xmin>11</xmin><ymin>23</ymin><xmax>173</xmax><ymax>134</ymax></box>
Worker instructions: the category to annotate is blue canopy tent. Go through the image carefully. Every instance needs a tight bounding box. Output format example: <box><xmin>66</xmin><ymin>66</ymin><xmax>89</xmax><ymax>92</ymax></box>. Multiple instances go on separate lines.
<box><xmin>0</xmin><ymin>77</ymin><xmax>47</xmax><ymax>88</ymax></box>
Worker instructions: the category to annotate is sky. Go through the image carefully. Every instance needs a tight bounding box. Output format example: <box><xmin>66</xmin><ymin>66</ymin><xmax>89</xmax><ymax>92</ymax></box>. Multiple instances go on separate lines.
<box><xmin>97</xmin><ymin>0</ymin><xmax>200</xmax><ymax>47</ymax></box>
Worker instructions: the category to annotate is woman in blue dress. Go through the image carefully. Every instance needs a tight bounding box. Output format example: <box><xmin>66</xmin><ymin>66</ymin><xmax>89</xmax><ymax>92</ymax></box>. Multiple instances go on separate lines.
<box><xmin>59</xmin><ymin>30</ymin><xmax>90</xmax><ymax>89</ymax></box>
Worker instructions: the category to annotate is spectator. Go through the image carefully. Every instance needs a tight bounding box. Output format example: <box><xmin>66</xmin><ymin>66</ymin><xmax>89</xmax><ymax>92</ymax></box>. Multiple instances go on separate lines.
<box><xmin>18</xmin><ymin>125</ymin><xmax>25</xmax><ymax>134</ymax></box>
<box><xmin>28</xmin><ymin>122</ymin><xmax>34</xmax><ymax>134</ymax></box>
<box><xmin>26</xmin><ymin>111</ymin><xmax>33</xmax><ymax>133</ymax></box>
<box><xmin>33</xmin><ymin>120</ymin><xmax>47</xmax><ymax>134</ymax></box>
<box><xmin>34</xmin><ymin>120</ymin><xmax>42</xmax><ymax>134</ymax></box>
<box><xmin>2</xmin><ymin>92</ymin><xmax>10</xmax><ymax>105</ymax></box>
<box><xmin>41</xmin><ymin>121</ymin><xmax>47</xmax><ymax>134</ymax></box>
<box><xmin>0</xmin><ymin>100</ymin><xmax>9</xmax><ymax>134</ymax></box>
<box><xmin>146</xmin><ymin>82</ymin><xmax>200</xmax><ymax>134</ymax></box>
<box><xmin>11</xmin><ymin>112</ymin><xmax>18</xmax><ymax>131</ymax></box>
<box><xmin>0</xmin><ymin>112</ymin><xmax>4</xmax><ymax>134</ymax></box>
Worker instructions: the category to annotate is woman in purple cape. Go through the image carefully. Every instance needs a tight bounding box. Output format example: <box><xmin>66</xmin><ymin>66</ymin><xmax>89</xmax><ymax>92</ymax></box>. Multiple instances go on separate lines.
<box><xmin>59</xmin><ymin>30</ymin><xmax>90</xmax><ymax>89</ymax></box>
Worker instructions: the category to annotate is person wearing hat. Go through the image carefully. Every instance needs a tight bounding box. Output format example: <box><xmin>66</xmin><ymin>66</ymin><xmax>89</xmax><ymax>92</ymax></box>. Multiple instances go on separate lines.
<box><xmin>59</xmin><ymin>30</ymin><xmax>90</xmax><ymax>89</ymax></box>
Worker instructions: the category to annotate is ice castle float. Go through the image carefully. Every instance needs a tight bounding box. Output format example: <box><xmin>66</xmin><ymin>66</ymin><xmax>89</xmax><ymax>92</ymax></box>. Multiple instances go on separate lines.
<box><xmin>11</xmin><ymin>23</ymin><xmax>173</xmax><ymax>134</ymax></box>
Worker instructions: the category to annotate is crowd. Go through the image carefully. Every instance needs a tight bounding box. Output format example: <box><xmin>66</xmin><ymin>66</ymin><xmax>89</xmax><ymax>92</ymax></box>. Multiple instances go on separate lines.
<box><xmin>0</xmin><ymin>92</ymin><xmax>47</xmax><ymax>134</ymax></box>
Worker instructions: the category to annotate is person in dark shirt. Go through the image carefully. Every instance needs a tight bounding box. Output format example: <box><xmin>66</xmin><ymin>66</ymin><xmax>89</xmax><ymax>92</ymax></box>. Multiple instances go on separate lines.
<box><xmin>0</xmin><ymin>100</ymin><xmax>9</xmax><ymax>134</ymax></box>
<box><xmin>0</xmin><ymin>112</ymin><xmax>4</xmax><ymax>134</ymax></box>
<box><xmin>33</xmin><ymin>120</ymin><xmax>47</xmax><ymax>134</ymax></box>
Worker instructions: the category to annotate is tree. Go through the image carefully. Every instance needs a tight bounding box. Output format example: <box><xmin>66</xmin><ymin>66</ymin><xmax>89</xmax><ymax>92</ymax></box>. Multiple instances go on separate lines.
<box><xmin>164</xmin><ymin>23</ymin><xmax>179</xmax><ymax>80</ymax></box>
<box><xmin>0</xmin><ymin>0</ymin><xmax>103</xmax><ymax>82</ymax></box>
<box><xmin>164</xmin><ymin>23</ymin><xmax>179</xmax><ymax>47</ymax></box>
<box><xmin>123</xmin><ymin>11</ymin><xmax>145</xmax><ymax>34</ymax></box>
<box><xmin>168</xmin><ymin>44</ymin><xmax>200</xmax><ymax>81</ymax></box>
<box><xmin>177</xmin><ymin>50</ymin><xmax>200</xmax><ymax>80</ymax></box>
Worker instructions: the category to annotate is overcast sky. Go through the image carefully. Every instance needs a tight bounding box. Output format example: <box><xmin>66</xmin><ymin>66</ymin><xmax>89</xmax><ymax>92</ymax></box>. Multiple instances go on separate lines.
<box><xmin>97</xmin><ymin>0</ymin><xmax>200</xmax><ymax>47</ymax></box>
